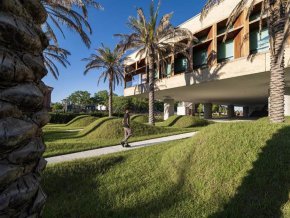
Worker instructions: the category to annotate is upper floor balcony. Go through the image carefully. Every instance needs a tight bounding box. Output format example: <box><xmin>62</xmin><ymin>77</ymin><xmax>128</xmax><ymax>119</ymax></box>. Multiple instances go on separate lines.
<box><xmin>124</xmin><ymin>1</ymin><xmax>290</xmax><ymax>97</ymax></box>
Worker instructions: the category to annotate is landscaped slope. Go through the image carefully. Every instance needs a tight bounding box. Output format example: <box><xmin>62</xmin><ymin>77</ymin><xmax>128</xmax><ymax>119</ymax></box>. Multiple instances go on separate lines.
<box><xmin>86</xmin><ymin>118</ymin><xmax>177</xmax><ymax>139</ymax></box>
<box><xmin>131</xmin><ymin>114</ymin><xmax>148</xmax><ymax>123</ymax></box>
<box><xmin>156</xmin><ymin>115</ymin><xmax>182</xmax><ymax>127</ymax></box>
<box><xmin>78</xmin><ymin>117</ymin><xmax>116</xmax><ymax>136</ymax></box>
<box><xmin>43</xmin><ymin>121</ymin><xmax>290</xmax><ymax>217</ymax></box>
<box><xmin>172</xmin><ymin>116</ymin><xmax>209</xmax><ymax>128</ymax></box>
<box><xmin>44</xmin><ymin>117</ymin><xmax>191</xmax><ymax>157</ymax></box>
<box><xmin>66</xmin><ymin>115</ymin><xmax>97</xmax><ymax>128</ymax></box>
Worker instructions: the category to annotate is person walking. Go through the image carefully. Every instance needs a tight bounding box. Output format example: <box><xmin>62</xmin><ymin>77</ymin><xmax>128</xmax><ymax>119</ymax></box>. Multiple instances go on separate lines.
<box><xmin>121</xmin><ymin>108</ymin><xmax>132</xmax><ymax>147</ymax></box>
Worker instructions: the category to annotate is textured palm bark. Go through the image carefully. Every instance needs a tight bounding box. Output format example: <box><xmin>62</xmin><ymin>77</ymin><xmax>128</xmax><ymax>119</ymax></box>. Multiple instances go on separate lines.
<box><xmin>269</xmin><ymin>1</ymin><xmax>286</xmax><ymax>123</ymax></box>
<box><xmin>148</xmin><ymin>52</ymin><xmax>155</xmax><ymax>125</ymax></box>
<box><xmin>0</xmin><ymin>0</ymin><xmax>49</xmax><ymax>217</ymax></box>
<box><xmin>108</xmin><ymin>76</ymin><xmax>113</xmax><ymax>117</ymax></box>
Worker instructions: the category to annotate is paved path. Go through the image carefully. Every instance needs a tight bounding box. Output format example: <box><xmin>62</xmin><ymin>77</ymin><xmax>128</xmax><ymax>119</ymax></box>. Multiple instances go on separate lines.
<box><xmin>46</xmin><ymin>132</ymin><xmax>197</xmax><ymax>164</ymax></box>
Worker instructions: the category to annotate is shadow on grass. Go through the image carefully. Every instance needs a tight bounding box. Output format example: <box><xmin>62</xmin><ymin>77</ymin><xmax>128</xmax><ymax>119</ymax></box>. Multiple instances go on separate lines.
<box><xmin>43</xmin><ymin>146</ymin><xmax>192</xmax><ymax>218</ymax></box>
<box><xmin>43</xmin><ymin>156</ymin><xmax>125</xmax><ymax>217</ymax></box>
<box><xmin>210</xmin><ymin>125</ymin><xmax>290</xmax><ymax>218</ymax></box>
<box><xmin>102</xmin><ymin>148</ymin><xmax>192</xmax><ymax>218</ymax></box>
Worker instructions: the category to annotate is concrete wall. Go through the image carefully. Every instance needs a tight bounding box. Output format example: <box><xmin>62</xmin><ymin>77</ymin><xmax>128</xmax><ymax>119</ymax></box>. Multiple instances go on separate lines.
<box><xmin>164</xmin><ymin>99</ymin><xmax>175</xmax><ymax>120</ymax></box>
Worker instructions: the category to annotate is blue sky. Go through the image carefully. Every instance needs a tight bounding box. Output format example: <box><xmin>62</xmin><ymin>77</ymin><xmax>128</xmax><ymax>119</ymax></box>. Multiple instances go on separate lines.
<box><xmin>44</xmin><ymin>0</ymin><xmax>207</xmax><ymax>103</ymax></box>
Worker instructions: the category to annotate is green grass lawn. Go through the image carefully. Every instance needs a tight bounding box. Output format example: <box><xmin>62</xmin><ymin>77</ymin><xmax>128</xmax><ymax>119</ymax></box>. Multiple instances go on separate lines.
<box><xmin>44</xmin><ymin>117</ymin><xmax>199</xmax><ymax>157</ymax></box>
<box><xmin>43</xmin><ymin>119</ymin><xmax>290</xmax><ymax>217</ymax></box>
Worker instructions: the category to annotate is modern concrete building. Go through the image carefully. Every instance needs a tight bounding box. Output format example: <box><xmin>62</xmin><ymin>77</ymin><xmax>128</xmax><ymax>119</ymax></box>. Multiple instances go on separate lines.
<box><xmin>123</xmin><ymin>0</ymin><xmax>290</xmax><ymax>120</ymax></box>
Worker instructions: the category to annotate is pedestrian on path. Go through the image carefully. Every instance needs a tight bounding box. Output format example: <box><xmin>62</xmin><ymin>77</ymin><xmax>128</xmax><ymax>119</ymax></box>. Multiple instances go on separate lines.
<box><xmin>121</xmin><ymin>108</ymin><xmax>132</xmax><ymax>147</ymax></box>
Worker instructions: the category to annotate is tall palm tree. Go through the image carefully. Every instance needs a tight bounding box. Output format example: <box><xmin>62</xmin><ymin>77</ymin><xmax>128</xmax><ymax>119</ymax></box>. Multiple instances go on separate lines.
<box><xmin>116</xmin><ymin>1</ymin><xmax>194</xmax><ymax>125</ymax></box>
<box><xmin>0</xmin><ymin>0</ymin><xmax>100</xmax><ymax>216</ymax></box>
<box><xmin>83</xmin><ymin>45</ymin><xmax>125</xmax><ymax>117</ymax></box>
<box><xmin>202</xmin><ymin>0</ymin><xmax>290</xmax><ymax>123</ymax></box>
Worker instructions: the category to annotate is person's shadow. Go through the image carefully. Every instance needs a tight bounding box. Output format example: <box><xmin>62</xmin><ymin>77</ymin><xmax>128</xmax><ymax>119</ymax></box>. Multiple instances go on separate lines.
<box><xmin>210</xmin><ymin>125</ymin><xmax>290</xmax><ymax>218</ymax></box>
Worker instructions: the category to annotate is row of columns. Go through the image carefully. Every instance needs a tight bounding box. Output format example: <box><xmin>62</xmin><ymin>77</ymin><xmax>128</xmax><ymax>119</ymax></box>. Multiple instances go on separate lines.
<box><xmin>203</xmin><ymin>103</ymin><xmax>237</xmax><ymax>119</ymax></box>
<box><xmin>164</xmin><ymin>88</ymin><xmax>290</xmax><ymax>120</ymax></box>
<box><xmin>164</xmin><ymin>100</ymin><xmax>250</xmax><ymax>120</ymax></box>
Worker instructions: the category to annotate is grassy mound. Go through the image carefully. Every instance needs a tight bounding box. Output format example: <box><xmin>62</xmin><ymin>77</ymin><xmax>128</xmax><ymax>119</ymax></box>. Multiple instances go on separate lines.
<box><xmin>86</xmin><ymin>118</ymin><xmax>176</xmax><ymax>139</ymax></box>
<box><xmin>156</xmin><ymin>115</ymin><xmax>182</xmax><ymax>127</ymax></box>
<box><xmin>65</xmin><ymin>115</ymin><xmax>90</xmax><ymax>126</ymax></box>
<box><xmin>172</xmin><ymin>116</ymin><xmax>209</xmax><ymax>128</ymax></box>
<box><xmin>79</xmin><ymin>117</ymin><xmax>116</xmax><ymax>136</ymax></box>
<box><xmin>66</xmin><ymin>115</ymin><xmax>97</xmax><ymax>128</ymax></box>
<box><xmin>43</xmin><ymin>121</ymin><xmax>290</xmax><ymax>217</ymax></box>
<box><xmin>131</xmin><ymin>114</ymin><xmax>148</xmax><ymax>123</ymax></box>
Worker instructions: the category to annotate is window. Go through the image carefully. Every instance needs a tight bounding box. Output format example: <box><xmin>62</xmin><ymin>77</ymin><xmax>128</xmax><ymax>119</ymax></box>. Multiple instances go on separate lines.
<box><xmin>166</xmin><ymin>63</ymin><xmax>172</xmax><ymax>77</ymax></box>
<box><xmin>217</xmin><ymin>39</ymin><xmax>234</xmax><ymax>62</ymax></box>
<box><xmin>193</xmin><ymin>49</ymin><xmax>207</xmax><ymax>67</ymax></box>
<box><xmin>250</xmin><ymin>28</ymin><xmax>269</xmax><ymax>53</ymax></box>
<box><xmin>132</xmin><ymin>74</ymin><xmax>141</xmax><ymax>86</ymax></box>
<box><xmin>175</xmin><ymin>57</ymin><xmax>188</xmax><ymax>73</ymax></box>
<box><xmin>126</xmin><ymin>80</ymin><xmax>132</xmax><ymax>88</ymax></box>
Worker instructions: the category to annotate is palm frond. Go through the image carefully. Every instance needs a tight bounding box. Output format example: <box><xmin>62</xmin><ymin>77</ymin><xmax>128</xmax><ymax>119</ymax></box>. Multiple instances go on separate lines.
<box><xmin>42</xmin><ymin>0</ymin><xmax>101</xmax><ymax>48</ymax></box>
<box><xmin>201</xmin><ymin>0</ymin><xmax>224</xmax><ymax>20</ymax></box>
<box><xmin>44</xmin><ymin>45</ymin><xmax>71</xmax><ymax>79</ymax></box>
<box><xmin>83</xmin><ymin>44</ymin><xmax>125</xmax><ymax>91</ymax></box>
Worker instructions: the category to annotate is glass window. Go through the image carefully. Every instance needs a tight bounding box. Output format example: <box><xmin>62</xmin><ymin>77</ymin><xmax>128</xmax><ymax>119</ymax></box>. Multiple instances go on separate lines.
<box><xmin>175</xmin><ymin>57</ymin><xmax>188</xmax><ymax>73</ymax></box>
<box><xmin>126</xmin><ymin>80</ymin><xmax>132</xmax><ymax>88</ymax></box>
<box><xmin>132</xmin><ymin>74</ymin><xmax>140</xmax><ymax>86</ymax></box>
<box><xmin>193</xmin><ymin>49</ymin><xmax>207</xmax><ymax>67</ymax></box>
<box><xmin>250</xmin><ymin>28</ymin><xmax>269</xmax><ymax>53</ymax></box>
<box><xmin>166</xmin><ymin>63</ymin><xmax>172</xmax><ymax>77</ymax></box>
<box><xmin>217</xmin><ymin>39</ymin><xmax>234</xmax><ymax>62</ymax></box>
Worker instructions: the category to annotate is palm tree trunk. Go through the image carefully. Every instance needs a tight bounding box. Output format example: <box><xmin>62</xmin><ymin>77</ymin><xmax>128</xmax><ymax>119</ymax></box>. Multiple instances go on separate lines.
<box><xmin>148</xmin><ymin>51</ymin><xmax>155</xmax><ymax>125</ymax></box>
<box><xmin>108</xmin><ymin>76</ymin><xmax>113</xmax><ymax>117</ymax></box>
<box><xmin>0</xmin><ymin>1</ymin><xmax>49</xmax><ymax>216</ymax></box>
<box><xmin>269</xmin><ymin>1</ymin><xmax>286</xmax><ymax>123</ymax></box>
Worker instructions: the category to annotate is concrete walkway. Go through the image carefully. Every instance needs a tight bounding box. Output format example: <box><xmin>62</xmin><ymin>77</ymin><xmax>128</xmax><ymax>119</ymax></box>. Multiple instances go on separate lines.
<box><xmin>46</xmin><ymin>132</ymin><xmax>197</xmax><ymax>164</ymax></box>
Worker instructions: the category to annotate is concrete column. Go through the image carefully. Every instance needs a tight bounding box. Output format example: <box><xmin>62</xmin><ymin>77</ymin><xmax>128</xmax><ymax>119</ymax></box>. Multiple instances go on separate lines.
<box><xmin>285</xmin><ymin>88</ymin><xmax>290</xmax><ymax>116</ymax></box>
<box><xmin>204</xmin><ymin>103</ymin><xmax>212</xmax><ymax>119</ymax></box>
<box><xmin>164</xmin><ymin>99</ymin><xmax>175</xmax><ymax>120</ymax></box>
<box><xmin>227</xmin><ymin>105</ymin><xmax>235</xmax><ymax>118</ymax></box>
<box><xmin>177</xmin><ymin>102</ymin><xmax>186</xmax><ymax>116</ymax></box>
<box><xmin>243</xmin><ymin>106</ymin><xmax>250</xmax><ymax>117</ymax></box>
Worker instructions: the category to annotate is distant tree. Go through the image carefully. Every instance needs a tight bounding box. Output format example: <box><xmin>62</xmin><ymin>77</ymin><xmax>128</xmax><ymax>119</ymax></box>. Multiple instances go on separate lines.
<box><xmin>113</xmin><ymin>96</ymin><xmax>133</xmax><ymax>114</ymax></box>
<box><xmin>93</xmin><ymin>90</ymin><xmax>118</xmax><ymax>106</ymax></box>
<box><xmin>212</xmin><ymin>104</ymin><xmax>219</xmax><ymax>113</ymax></box>
<box><xmin>67</xmin><ymin>91</ymin><xmax>91</xmax><ymax>106</ymax></box>
<box><xmin>131</xmin><ymin>97</ymin><xmax>148</xmax><ymax>113</ymax></box>
<box><xmin>52</xmin><ymin>102</ymin><xmax>64</xmax><ymax>112</ymax></box>
<box><xmin>198</xmin><ymin>104</ymin><xmax>204</xmax><ymax>115</ymax></box>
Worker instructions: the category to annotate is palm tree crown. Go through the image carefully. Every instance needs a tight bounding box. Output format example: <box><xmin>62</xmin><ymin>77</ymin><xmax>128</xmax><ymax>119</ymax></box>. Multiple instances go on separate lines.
<box><xmin>116</xmin><ymin>0</ymin><xmax>194</xmax><ymax>125</ymax></box>
<box><xmin>83</xmin><ymin>45</ymin><xmax>125</xmax><ymax>116</ymax></box>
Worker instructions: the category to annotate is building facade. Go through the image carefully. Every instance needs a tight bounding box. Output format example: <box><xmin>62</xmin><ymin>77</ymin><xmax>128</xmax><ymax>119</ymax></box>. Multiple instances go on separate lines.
<box><xmin>123</xmin><ymin>0</ymin><xmax>290</xmax><ymax>119</ymax></box>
